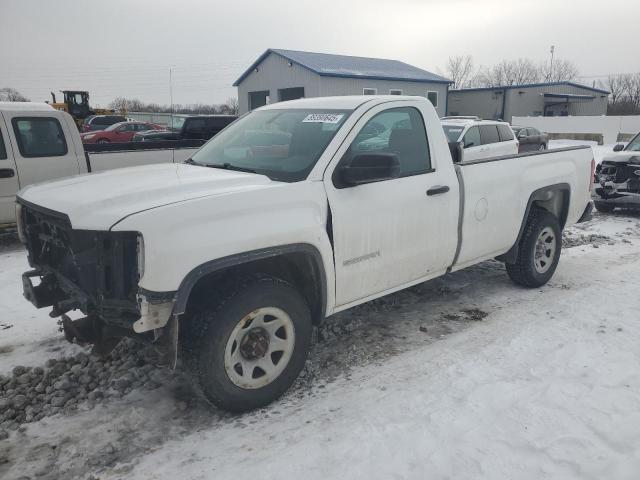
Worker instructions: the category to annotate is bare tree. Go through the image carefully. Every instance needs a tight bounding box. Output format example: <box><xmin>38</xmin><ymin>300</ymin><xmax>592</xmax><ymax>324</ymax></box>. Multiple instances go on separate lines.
<box><xmin>107</xmin><ymin>97</ymin><xmax>239</xmax><ymax>115</ymax></box>
<box><xmin>0</xmin><ymin>87</ymin><xmax>29</xmax><ymax>102</ymax></box>
<box><xmin>219</xmin><ymin>97</ymin><xmax>239</xmax><ymax>115</ymax></box>
<box><xmin>445</xmin><ymin>55</ymin><xmax>475</xmax><ymax>89</ymax></box>
<box><xmin>543</xmin><ymin>59</ymin><xmax>579</xmax><ymax>82</ymax></box>
<box><xmin>475</xmin><ymin>58</ymin><xmax>542</xmax><ymax>87</ymax></box>
<box><xmin>600</xmin><ymin>75</ymin><xmax>625</xmax><ymax>105</ymax></box>
<box><xmin>622</xmin><ymin>73</ymin><xmax>640</xmax><ymax>107</ymax></box>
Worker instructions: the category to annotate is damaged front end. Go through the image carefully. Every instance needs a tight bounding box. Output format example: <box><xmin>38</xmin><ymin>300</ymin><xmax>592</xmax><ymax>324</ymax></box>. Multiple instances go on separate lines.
<box><xmin>594</xmin><ymin>156</ymin><xmax>640</xmax><ymax>209</ymax></box>
<box><xmin>17</xmin><ymin>201</ymin><xmax>177</xmax><ymax>364</ymax></box>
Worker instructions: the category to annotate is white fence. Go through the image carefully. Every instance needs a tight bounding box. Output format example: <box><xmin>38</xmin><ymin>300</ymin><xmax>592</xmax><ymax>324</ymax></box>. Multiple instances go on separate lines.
<box><xmin>511</xmin><ymin>115</ymin><xmax>640</xmax><ymax>145</ymax></box>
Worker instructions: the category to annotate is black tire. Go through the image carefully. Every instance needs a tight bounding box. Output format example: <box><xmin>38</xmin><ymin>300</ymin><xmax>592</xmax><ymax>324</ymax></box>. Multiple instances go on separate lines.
<box><xmin>506</xmin><ymin>208</ymin><xmax>561</xmax><ymax>288</ymax></box>
<box><xmin>183</xmin><ymin>275</ymin><xmax>312</xmax><ymax>412</ymax></box>
<box><xmin>594</xmin><ymin>201</ymin><xmax>615</xmax><ymax>214</ymax></box>
<box><xmin>538</xmin><ymin>143</ymin><xmax>547</xmax><ymax>151</ymax></box>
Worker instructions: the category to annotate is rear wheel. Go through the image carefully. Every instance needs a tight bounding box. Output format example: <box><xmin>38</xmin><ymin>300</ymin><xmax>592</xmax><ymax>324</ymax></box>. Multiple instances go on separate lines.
<box><xmin>594</xmin><ymin>201</ymin><xmax>615</xmax><ymax>214</ymax></box>
<box><xmin>506</xmin><ymin>208</ymin><xmax>561</xmax><ymax>288</ymax></box>
<box><xmin>538</xmin><ymin>143</ymin><xmax>546</xmax><ymax>151</ymax></box>
<box><xmin>183</xmin><ymin>275</ymin><xmax>312</xmax><ymax>412</ymax></box>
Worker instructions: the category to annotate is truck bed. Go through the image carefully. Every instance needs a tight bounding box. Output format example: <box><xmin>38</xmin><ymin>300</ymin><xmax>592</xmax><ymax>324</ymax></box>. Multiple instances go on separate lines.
<box><xmin>452</xmin><ymin>145</ymin><xmax>593</xmax><ymax>270</ymax></box>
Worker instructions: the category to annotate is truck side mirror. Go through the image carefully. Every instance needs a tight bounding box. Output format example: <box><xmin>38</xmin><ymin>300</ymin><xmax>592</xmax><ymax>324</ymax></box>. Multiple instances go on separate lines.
<box><xmin>613</xmin><ymin>144</ymin><xmax>625</xmax><ymax>152</ymax></box>
<box><xmin>448</xmin><ymin>142</ymin><xmax>464</xmax><ymax>163</ymax></box>
<box><xmin>339</xmin><ymin>153</ymin><xmax>401</xmax><ymax>186</ymax></box>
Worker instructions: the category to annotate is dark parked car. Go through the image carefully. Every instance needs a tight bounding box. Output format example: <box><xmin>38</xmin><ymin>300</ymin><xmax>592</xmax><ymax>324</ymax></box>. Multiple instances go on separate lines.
<box><xmin>133</xmin><ymin>115</ymin><xmax>237</xmax><ymax>142</ymax></box>
<box><xmin>512</xmin><ymin>126</ymin><xmax>548</xmax><ymax>152</ymax></box>
<box><xmin>82</xmin><ymin>115</ymin><xmax>128</xmax><ymax>132</ymax></box>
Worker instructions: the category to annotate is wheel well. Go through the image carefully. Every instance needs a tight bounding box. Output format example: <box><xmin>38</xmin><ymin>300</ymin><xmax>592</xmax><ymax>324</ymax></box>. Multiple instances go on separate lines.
<box><xmin>497</xmin><ymin>184</ymin><xmax>569</xmax><ymax>264</ymax></box>
<box><xmin>530</xmin><ymin>187</ymin><xmax>570</xmax><ymax>229</ymax></box>
<box><xmin>182</xmin><ymin>251</ymin><xmax>326</xmax><ymax>325</ymax></box>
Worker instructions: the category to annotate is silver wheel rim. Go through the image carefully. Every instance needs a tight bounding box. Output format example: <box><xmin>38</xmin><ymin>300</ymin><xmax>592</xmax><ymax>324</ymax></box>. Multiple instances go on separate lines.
<box><xmin>224</xmin><ymin>307</ymin><xmax>295</xmax><ymax>389</ymax></box>
<box><xmin>534</xmin><ymin>227</ymin><xmax>556</xmax><ymax>274</ymax></box>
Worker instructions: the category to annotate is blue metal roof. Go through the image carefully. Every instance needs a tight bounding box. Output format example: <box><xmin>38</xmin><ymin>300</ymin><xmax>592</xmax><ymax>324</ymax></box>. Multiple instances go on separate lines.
<box><xmin>450</xmin><ymin>81</ymin><xmax>610</xmax><ymax>95</ymax></box>
<box><xmin>233</xmin><ymin>49</ymin><xmax>452</xmax><ymax>86</ymax></box>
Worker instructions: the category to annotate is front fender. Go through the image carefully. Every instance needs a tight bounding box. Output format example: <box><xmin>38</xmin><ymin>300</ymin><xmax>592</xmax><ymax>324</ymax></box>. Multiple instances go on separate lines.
<box><xmin>111</xmin><ymin>180</ymin><xmax>336</xmax><ymax>315</ymax></box>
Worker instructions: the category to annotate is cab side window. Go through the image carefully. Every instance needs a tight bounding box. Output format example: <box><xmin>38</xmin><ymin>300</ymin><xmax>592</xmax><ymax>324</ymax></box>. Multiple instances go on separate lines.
<box><xmin>497</xmin><ymin>125</ymin><xmax>515</xmax><ymax>142</ymax></box>
<box><xmin>12</xmin><ymin>117</ymin><xmax>68</xmax><ymax>158</ymax></box>
<box><xmin>0</xmin><ymin>130</ymin><xmax>7</xmax><ymax>160</ymax></box>
<box><xmin>480</xmin><ymin>125</ymin><xmax>500</xmax><ymax>145</ymax></box>
<box><xmin>463</xmin><ymin>126</ymin><xmax>481</xmax><ymax>148</ymax></box>
<box><xmin>348</xmin><ymin>107</ymin><xmax>431</xmax><ymax>177</ymax></box>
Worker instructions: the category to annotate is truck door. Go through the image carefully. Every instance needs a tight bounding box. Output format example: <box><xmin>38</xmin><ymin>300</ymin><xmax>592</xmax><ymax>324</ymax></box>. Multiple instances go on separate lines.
<box><xmin>324</xmin><ymin>102</ymin><xmax>459</xmax><ymax>307</ymax></box>
<box><xmin>0</xmin><ymin>113</ymin><xmax>20</xmax><ymax>224</ymax></box>
<box><xmin>7</xmin><ymin>112</ymin><xmax>82</xmax><ymax>188</ymax></box>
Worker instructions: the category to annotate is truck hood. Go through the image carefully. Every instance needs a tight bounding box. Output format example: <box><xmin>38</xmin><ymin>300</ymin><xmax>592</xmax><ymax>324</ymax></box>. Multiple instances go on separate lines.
<box><xmin>18</xmin><ymin>163</ymin><xmax>276</xmax><ymax>229</ymax></box>
<box><xmin>600</xmin><ymin>151</ymin><xmax>640</xmax><ymax>164</ymax></box>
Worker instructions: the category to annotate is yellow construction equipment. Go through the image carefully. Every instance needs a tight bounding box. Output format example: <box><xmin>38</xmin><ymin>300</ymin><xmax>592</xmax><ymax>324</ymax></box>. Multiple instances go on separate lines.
<box><xmin>49</xmin><ymin>91</ymin><xmax>123</xmax><ymax>130</ymax></box>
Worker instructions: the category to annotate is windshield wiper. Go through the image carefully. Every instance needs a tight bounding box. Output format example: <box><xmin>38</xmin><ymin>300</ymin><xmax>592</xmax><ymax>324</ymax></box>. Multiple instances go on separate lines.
<box><xmin>183</xmin><ymin>158</ymin><xmax>204</xmax><ymax>166</ymax></box>
<box><xmin>207</xmin><ymin>163</ymin><xmax>257</xmax><ymax>174</ymax></box>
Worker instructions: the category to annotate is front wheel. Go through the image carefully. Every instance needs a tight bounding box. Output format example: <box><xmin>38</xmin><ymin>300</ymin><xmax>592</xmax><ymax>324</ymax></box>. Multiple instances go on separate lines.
<box><xmin>184</xmin><ymin>275</ymin><xmax>312</xmax><ymax>412</ymax></box>
<box><xmin>506</xmin><ymin>208</ymin><xmax>561</xmax><ymax>288</ymax></box>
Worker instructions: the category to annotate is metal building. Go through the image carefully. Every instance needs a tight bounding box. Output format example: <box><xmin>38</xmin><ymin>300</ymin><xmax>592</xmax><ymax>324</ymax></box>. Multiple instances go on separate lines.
<box><xmin>447</xmin><ymin>82</ymin><xmax>610</xmax><ymax>123</ymax></box>
<box><xmin>234</xmin><ymin>49</ymin><xmax>452</xmax><ymax>115</ymax></box>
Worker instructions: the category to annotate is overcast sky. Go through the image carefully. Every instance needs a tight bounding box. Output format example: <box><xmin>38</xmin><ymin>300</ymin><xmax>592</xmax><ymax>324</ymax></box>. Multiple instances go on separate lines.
<box><xmin>1</xmin><ymin>0</ymin><xmax>638</xmax><ymax>107</ymax></box>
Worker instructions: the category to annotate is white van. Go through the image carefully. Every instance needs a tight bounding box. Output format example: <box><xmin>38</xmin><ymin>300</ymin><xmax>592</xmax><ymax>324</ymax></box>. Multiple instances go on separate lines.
<box><xmin>441</xmin><ymin>117</ymin><xmax>518</xmax><ymax>162</ymax></box>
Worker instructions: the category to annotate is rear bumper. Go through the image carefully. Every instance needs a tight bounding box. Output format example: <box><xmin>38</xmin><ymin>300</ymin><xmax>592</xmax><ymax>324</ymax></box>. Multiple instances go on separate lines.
<box><xmin>577</xmin><ymin>202</ymin><xmax>593</xmax><ymax>223</ymax></box>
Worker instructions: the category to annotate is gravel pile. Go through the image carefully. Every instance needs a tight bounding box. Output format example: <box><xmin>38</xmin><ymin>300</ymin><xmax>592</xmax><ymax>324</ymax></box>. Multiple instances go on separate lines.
<box><xmin>0</xmin><ymin>339</ymin><xmax>171</xmax><ymax>435</ymax></box>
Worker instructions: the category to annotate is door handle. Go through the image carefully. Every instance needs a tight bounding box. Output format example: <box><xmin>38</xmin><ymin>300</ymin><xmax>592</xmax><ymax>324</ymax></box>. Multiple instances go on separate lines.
<box><xmin>0</xmin><ymin>168</ymin><xmax>15</xmax><ymax>178</ymax></box>
<box><xmin>426</xmin><ymin>185</ymin><xmax>450</xmax><ymax>196</ymax></box>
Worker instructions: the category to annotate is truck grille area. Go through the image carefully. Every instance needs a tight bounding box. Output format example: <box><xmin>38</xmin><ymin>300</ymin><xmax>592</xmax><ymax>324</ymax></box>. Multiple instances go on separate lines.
<box><xmin>21</xmin><ymin>203</ymin><xmax>141</xmax><ymax>326</ymax></box>
<box><xmin>598</xmin><ymin>160</ymin><xmax>640</xmax><ymax>194</ymax></box>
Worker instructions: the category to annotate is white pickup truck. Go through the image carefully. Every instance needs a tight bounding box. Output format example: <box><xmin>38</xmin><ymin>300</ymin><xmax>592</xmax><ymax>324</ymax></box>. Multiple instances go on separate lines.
<box><xmin>0</xmin><ymin>102</ymin><xmax>202</xmax><ymax>225</ymax></box>
<box><xmin>16</xmin><ymin>96</ymin><xmax>594</xmax><ymax>412</ymax></box>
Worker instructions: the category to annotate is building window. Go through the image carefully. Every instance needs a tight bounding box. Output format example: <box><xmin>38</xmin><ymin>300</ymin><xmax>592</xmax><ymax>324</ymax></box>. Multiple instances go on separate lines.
<box><xmin>389</xmin><ymin>89</ymin><xmax>403</xmax><ymax>95</ymax></box>
<box><xmin>426</xmin><ymin>91</ymin><xmax>438</xmax><ymax>107</ymax></box>
<box><xmin>278</xmin><ymin>87</ymin><xmax>305</xmax><ymax>102</ymax></box>
<box><xmin>248</xmin><ymin>90</ymin><xmax>270</xmax><ymax>110</ymax></box>
<box><xmin>363</xmin><ymin>88</ymin><xmax>377</xmax><ymax>95</ymax></box>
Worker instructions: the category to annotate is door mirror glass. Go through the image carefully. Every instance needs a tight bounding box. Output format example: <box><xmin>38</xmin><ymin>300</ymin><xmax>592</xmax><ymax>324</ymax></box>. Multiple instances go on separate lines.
<box><xmin>613</xmin><ymin>144</ymin><xmax>625</xmax><ymax>152</ymax></box>
<box><xmin>340</xmin><ymin>153</ymin><xmax>400</xmax><ymax>186</ymax></box>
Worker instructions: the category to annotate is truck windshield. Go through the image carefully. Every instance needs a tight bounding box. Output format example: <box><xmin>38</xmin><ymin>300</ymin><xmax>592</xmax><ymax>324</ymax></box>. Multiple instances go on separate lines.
<box><xmin>626</xmin><ymin>133</ymin><xmax>640</xmax><ymax>152</ymax></box>
<box><xmin>442</xmin><ymin>125</ymin><xmax>465</xmax><ymax>142</ymax></box>
<box><xmin>190</xmin><ymin>109</ymin><xmax>351</xmax><ymax>182</ymax></box>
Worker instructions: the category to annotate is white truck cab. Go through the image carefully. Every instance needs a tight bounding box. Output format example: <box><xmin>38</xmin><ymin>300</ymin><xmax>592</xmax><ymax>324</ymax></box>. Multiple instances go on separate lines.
<box><xmin>17</xmin><ymin>96</ymin><xmax>594</xmax><ymax>412</ymax></box>
<box><xmin>0</xmin><ymin>102</ymin><xmax>86</xmax><ymax>225</ymax></box>
<box><xmin>0</xmin><ymin>102</ymin><xmax>202</xmax><ymax>225</ymax></box>
<box><xmin>441</xmin><ymin>116</ymin><xmax>518</xmax><ymax>162</ymax></box>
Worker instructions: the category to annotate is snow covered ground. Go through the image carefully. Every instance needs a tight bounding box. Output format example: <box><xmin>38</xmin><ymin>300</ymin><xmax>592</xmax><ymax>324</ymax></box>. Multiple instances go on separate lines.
<box><xmin>1</xmin><ymin>212</ymin><xmax>640</xmax><ymax>480</ymax></box>
<box><xmin>548</xmin><ymin>139</ymin><xmax>621</xmax><ymax>165</ymax></box>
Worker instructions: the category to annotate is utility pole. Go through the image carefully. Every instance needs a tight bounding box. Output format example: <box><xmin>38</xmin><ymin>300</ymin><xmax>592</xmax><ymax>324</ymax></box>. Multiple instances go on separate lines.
<box><xmin>169</xmin><ymin>68</ymin><xmax>174</xmax><ymax>129</ymax></box>
<box><xmin>549</xmin><ymin>45</ymin><xmax>555</xmax><ymax>82</ymax></box>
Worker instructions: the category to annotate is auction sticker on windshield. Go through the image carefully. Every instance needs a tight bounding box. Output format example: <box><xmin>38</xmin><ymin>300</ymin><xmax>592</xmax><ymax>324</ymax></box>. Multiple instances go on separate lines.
<box><xmin>302</xmin><ymin>113</ymin><xmax>345</xmax><ymax>123</ymax></box>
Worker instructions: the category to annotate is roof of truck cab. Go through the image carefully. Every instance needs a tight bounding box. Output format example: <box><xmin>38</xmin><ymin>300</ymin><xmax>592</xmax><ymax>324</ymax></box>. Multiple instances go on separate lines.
<box><xmin>259</xmin><ymin>95</ymin><xmax>430</xmax><ymax>111</ymax></box>
<box><xmin>0</xmin><ymin>102</ymin><xmax>55</xmax><ymax>112</ymax></box>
